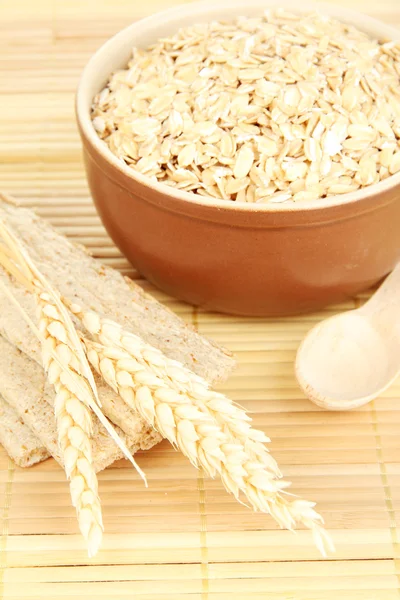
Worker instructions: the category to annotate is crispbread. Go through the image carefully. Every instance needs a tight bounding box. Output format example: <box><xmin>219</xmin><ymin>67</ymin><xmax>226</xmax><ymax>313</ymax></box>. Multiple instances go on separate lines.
<box><xmin>0</xmin><ymin>335</ymin><xmax>161</xmax><ymax>472</ymax></box>
<box><xmin>0</xmin><ymin>395</ymin><xmax>50</xmax><ymax>467</ymax></box>
<box><xmin>0</xmin><ymin>195</ymin><xmax>235</xmax><ymax>384</ymax></box>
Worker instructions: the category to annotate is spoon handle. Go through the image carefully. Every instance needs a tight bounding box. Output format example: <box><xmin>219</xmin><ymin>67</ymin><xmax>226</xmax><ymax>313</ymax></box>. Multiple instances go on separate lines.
<box><xmin>363</xmin><ymin>263</ymin><xmax>400</xmax><ymax>314</ymax></box>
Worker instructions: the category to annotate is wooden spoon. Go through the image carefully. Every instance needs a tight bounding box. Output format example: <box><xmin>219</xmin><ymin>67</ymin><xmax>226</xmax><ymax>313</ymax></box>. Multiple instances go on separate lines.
<box><xmin>295</xmin><ymin>264</ymin><xmax>400</xmax><ymax>411</ymax></box>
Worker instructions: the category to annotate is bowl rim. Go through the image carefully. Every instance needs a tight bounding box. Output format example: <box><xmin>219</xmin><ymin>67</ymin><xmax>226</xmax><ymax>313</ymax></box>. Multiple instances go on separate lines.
<box><xmin>76</xmin><ymin>0</ymin><xmax>400</xmax><ymax>215</ymax></box>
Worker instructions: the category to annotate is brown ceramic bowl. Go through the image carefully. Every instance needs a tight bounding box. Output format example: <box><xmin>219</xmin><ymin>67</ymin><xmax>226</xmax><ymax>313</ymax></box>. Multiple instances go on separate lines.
<box><xmin>76</xmin><ymin>0</ymin><xmax>400</xmax><ymax>317</ymax></box>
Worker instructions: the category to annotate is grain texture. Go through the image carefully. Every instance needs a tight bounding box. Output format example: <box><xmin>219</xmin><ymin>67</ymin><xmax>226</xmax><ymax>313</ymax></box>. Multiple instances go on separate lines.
<box><xmin>0</xmin><ymin>395</ymin><xmax>50</xmax><ymax>467</ymax></box>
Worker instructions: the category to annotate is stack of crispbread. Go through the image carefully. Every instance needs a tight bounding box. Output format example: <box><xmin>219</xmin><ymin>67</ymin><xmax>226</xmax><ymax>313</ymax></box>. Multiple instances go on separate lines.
<box><xmin>0</xmin><ymin>194</ymin><xmax>236</xmax><ymax>470</ymax></box>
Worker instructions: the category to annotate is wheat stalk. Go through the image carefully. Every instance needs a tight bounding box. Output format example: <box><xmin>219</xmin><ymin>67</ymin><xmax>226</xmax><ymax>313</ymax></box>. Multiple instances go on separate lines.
<box><xmin>0</xmin><ymin>219</ymin><xmax>147</xmax><ymax>556</ymax></box>
<box><xmin>71</xmin><ymin>307</ymin><xmax>332</xmax><ymax>554</ymax></box>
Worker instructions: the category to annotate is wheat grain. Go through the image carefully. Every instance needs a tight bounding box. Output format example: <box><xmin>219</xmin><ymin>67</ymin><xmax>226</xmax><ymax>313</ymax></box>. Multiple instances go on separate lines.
<box><xmin>69</xmin><ymin>304</ymin><xmax>332</xmax><ymax>554</ymax></box>
<box><xmin>92</xmin><ymin>10</ymin><xmax>400</xmax><ymax>204</ymax></box>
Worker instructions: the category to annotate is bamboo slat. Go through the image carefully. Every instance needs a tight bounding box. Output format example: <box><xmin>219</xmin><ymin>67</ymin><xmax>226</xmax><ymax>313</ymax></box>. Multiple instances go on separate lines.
<box><xmin>1</xmin><ymin>0</ymin><xmax>400</xmax><ymax>598</ymax></box>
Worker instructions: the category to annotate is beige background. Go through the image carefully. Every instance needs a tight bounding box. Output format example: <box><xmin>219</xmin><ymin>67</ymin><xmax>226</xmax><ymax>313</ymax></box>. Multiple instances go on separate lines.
<box><xmin>1</xmin><ymin>1</ymin><xmax>400</xmax><ymax>598</ymax></box>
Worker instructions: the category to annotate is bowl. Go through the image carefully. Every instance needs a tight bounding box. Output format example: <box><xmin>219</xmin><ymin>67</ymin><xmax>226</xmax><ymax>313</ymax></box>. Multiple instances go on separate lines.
<box><xmin>76</xmin><ymin>0</ymin><xmax>400</xmax><ymax>317</ymax></box>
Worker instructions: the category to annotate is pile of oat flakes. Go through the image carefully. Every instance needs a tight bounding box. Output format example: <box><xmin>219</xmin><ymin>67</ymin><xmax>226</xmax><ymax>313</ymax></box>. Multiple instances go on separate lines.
<box><xmin>92</xmin><ymin>9</ymin><xmax>400</xmax><ymax>203</ymax></box>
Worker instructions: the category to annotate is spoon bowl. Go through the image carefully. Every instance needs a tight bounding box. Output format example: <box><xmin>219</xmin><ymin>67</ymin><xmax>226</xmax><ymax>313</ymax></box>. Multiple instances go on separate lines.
<box><xmin>296</xmin><ymin>265</ymin><xmax>400</xmax><ymax>410</ymax></box>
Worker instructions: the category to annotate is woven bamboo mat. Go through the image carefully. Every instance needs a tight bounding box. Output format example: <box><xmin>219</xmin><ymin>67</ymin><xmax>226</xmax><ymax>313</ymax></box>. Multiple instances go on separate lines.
<box><xmin>1</xmin><ymin>1</ymin><xmax>400</xmax><ymax>598</ymax></box>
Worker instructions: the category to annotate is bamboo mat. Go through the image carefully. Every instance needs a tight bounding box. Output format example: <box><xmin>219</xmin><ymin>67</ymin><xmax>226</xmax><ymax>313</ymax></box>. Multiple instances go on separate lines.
<box><xmin>1</xmin><ymin>1</ymin><xmax>400</xmax><ymax>598</ymax></box>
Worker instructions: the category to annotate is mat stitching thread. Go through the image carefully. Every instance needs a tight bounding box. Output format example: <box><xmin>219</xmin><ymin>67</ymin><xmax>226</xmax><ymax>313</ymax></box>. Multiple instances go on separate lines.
<box><xmin>0</xmin><ymin>458</ymin><xmax>15</xmax><ymax>600</ymax></box>
<box><xmin>192</xmin><ymin>307</ymin><xmax>210</xmax><ymax>599</ymax></box>
<box><xmin>370</xmin><ymin>401</ymin><xmax>400</xmax><ymax>596</ymax></box>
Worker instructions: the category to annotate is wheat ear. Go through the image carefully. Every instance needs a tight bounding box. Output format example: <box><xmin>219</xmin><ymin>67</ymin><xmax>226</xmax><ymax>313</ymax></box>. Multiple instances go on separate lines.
<box><xmin>72</xmin><ymin>308</ymin><xmax>332</xmax><ymax>555</ymax></box>
<box><xmin>0</xmin><ymin>280</ymin><xmax>104</xmax><ymax>557</ymax></box>
<box><xmin>69</xmin><ymin>306</ymin><xmax>280</xmax><ymax>472</ymax></box>
<box><xmin>0</xmin><ymin>220</ymin><xmax>146</xmax><ymax>556</ymax></box>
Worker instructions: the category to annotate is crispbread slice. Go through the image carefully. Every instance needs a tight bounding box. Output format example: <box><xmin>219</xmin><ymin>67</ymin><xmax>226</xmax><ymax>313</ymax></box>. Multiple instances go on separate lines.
<box><xmin>0</xmin><ymin>335</ymin><xmax>161</xmax><ymax>472</ymax></box>
<box><xmin>0</xmin><ymin>195</ymin><xmax>235</xmax><ymax>384</ymax></box>
<box><xmin>0</xmin><ymin>395</ymin><xmax>50</xmax><ymax>467</ymax></box>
